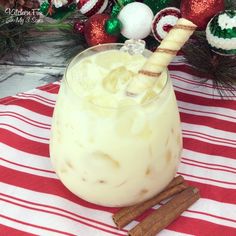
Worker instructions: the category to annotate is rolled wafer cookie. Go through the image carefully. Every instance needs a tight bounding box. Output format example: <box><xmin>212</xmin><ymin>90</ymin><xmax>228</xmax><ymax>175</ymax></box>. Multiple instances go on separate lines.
<box><xmin>126</xmin><ymin>18</ymin><xmax>197</xmax><ymax>96</ymax></box>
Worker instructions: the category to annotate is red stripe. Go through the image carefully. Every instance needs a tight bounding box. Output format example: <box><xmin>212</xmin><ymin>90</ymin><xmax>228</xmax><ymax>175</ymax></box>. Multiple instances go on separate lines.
<box><xmin>190</xmin><ymin>209</ymin><xmax>236</xmax><ymax>224</ymax></box>
<box><xmin>0</xmin><ymin>112</ymin><xmax>51</xmax><ymax>129</ymax></box>
<box><xmin>0</xmin><ymin>193</ymin><xmax>126</xmax><ymax>233</ymax></box>
<box><xmin>0</xmin><ymin>166</ymin><xmax>119</xmax><ymax>214</ymax></box>
<box><xmin>180</xmin><ymin>105</ymin><xmax>236</xmax><ymax>121</ymax></box>
<box><xmin>173</xmin><ymin>74</ymin><xmax>216</xmax><ymax>90</ymax></box>
<box><xmin>170</xmin><ymin>64</ymin><xmax>236</xmax><ymax>91</ymax></box>
<box><xmin>174</xmin><ymin>83</ymin><xmax>235</xmax><ymax>100</ymax></box>
<box><xmin>180</xmin><ymin>112</ymin><xmax>236</xmax><ymax>133</ymax></box>
<box><xmin>16</xmin><ymin>92</ymin><xmax>56</xmax><ymax>104</ymax></box>
<box><xmin>183</xmin><ymin>138</ymin><xmax>236</xmax><ymax>159</ymax></box>
<box><xmin>178</xmin><ymin>172</ymin><xmax>236</xmax><ymax>186</ymax></box>
<box><xmin>0</xmin><ymin>129</ymin><xmax>49</xmax><ymax>156</ymax></box>
<box><xmin>0</xmin><ymin>224</ymin><xmax>35</xmax><ymax>236</ymax></box>
<box><xmin>173</xmin><ymin>67</ymin><xmax>236</xmax><ymax>94</ymax></box>
<box><xmin>172</xmin><ymin>73</ymin><xmax>236</xmax><ymax>94</ymax></box>
<box><xmin>0</xmin><ymin>157</ymin><xmax>54</xmax><ymax>174</ymax></box>
<box><xmin>170</xmin><ymin>63</ymin><xmax>200</xmax><ymax>76</ymax></box>
<box><xmin>175</xmin><ymin>91</ymin><xmax>236</xmax><ymax>110</ymax></box>
<box><xmin>166</xmin><ymin>215</ymin><xmax>236</xmax><ymax>236</ymax></box>
<box><xmin>0</xmin><ymin>214</ymin><xmax>75</xmax><ymax>236</ymax></box>
<box><xmin>181</xmin><ymin>157</ymin><xmax>236</xmax><ymax>172</ymax></box>
<box><xmin>181</xmin><ymin>160</ymin><xmax>236</xmax><ymax>175</ymax></box>
<box><xmin>0</xmin><ymin>197</ymin><xmax>125</xmax><ymax>236</ymax></box>
<box><xmin>37</xmin><ymin>83</ymin><xmax>60</xmax><ymax>94</ymax></box>
<box><xmin>0</xmin><ymin>83</ymin><xmax>59</xmax><ymax>105</ymax></box>
<box><xmin>1</xmin><ymin>92</ymin><xmax>55</xmax><ymax>106</ymax></box>
<box><xmin>0</xmin><ymin>123</ymin><xmax>49</xmax><ymax>142</ymax></box>
<box><xmin>183</xmin><ymin>130</ymin><xmax>236</xmax><ymax>147</ymax></box>
<box><xmin>0</xmin><ymin>99</ymin><xmax>54</xmax><ymax>116</ymax></box>
<box><xmin>183</xmin><ymin>180</ymin><xmax>236</xmax><ymax>205</ymax></box>
<box><xmin>0</xmin><ymin>94</ymin><xmax>21</xmax><ymax>105</ymax></box>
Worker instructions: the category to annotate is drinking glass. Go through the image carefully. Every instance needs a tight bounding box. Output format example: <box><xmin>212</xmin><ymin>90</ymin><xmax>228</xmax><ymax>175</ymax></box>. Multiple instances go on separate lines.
<box><xmin>50</xmin><ymin>42</ymin><xmax>182</xmax><ymax>207</ymax></box>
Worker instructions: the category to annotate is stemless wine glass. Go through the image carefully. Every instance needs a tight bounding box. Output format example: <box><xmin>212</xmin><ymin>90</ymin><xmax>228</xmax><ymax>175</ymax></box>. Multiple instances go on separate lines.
<box><xmin>49</xmin><ymin>42</ymin><xmax>182</xmax><ymax>207</ymax></box>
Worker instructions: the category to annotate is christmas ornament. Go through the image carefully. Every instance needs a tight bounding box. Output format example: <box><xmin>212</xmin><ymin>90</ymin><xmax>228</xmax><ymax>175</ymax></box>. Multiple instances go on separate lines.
<box><xmin>152</xmin><ymin>7</ymin><xmax>181</xmax><ymax>42</ymax></box>
<box><xmin>143</xmin><ymin>0</ymin><xmax>172</xmax><ymax>14</ymax></box>
<box><xmin>84</xmin><ymin>14</ymin><xmax>118</xmax><ymax>46</ymax></box>
<box><xmin>111</xmin><ymin>0</ymin><xmax>134</xmax><ymax>17</ymax></box>
<box><xmin>52</xmin><ymin>0</ymin><xmax>69</xmax><ymax>8</ymax></box>
<box><xmin>118</xmin><ymin>2</ymin><xmax>154</xmax><ymax>39</ymax></box>
<box><xmin>180</xmin><ymin>0</ymin><xmax>225</xmax><ymax>30</ymax></box>
<box><xmin>105</xmin><ymin>18</ymin><xmax>122</xmax><ymax>36</ymax></box>
<box><xmin>77</xmin><ymin>0</ymin><xmax>109</xmax><ymax>17</ymax></box>
<box><xmin>206</xmin><ymin>10</ymin><xmax>236</xmax><ymax>56</ymax></box>
<box><xmin>40</xmin><ymin>1</ymin><xmax>76</xmax><ymax>19</ymax></box>
<box><xmin>73</xmin><ymin>20</ymin><xmax>86</xmax><ymax>34</ymax></box>
<box><xmin>39</xmin><ymin>1</ymin><xmax>51</xmax><ymax>15</ymax></box>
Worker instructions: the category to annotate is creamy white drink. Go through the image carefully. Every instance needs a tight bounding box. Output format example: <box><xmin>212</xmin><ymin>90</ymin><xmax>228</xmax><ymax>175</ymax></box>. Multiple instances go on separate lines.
<box><xmin>50</xmin><ymin>44</ymin><xmax>182</xmax><ymax>207</ymax></box>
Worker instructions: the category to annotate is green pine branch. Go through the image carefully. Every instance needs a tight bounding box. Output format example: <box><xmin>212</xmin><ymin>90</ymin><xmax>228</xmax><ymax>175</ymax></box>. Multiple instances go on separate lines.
<box><xmin>0</xmin><ymin>6</ymin><xmax>87</xmax><ymax>60</ymax></box>
<box><xmin>182</xmin><ymin>31</ymin><xmax>236</xmax><ymax>95</ymax></box>
<box><xmin>0</xmin><ymin>7</ymin><xmax>33</xmax><ymax>58</ymax></box>
<box><xmin>225</xmin><ymin>0</ymin><xmax>236</xmax><ymax>9</ymax></box>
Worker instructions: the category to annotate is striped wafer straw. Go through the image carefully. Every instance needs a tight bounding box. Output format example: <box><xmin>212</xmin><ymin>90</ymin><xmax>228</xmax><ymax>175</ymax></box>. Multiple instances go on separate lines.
<box><xmin>126</xmin><ymin>18</ymin><xmax>197</xmax><ymax>96</ymax></box>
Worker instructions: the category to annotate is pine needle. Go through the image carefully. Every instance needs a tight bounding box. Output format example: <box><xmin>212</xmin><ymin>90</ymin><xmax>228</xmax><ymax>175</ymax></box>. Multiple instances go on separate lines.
<box><xmin>182</xmin><ymin>31</ymin><xmax>236</xmax><ymax>96</ymax></box>
<box><xmin>0</xmin><ymin>6</ymin><xmax>34</xmax><ymax>59</ymax></box>
<box><xmin>55</xmin><ymin>29</ymin><xmax>87</xmax><ymax>61</ymax></box>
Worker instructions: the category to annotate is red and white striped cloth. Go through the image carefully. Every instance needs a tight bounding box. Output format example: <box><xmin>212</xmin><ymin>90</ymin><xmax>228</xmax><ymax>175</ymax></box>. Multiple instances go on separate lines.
<box><xmin>1</xmin><ymin>57</ymin><xmax>236</xmax><ymax>236</ymax></box>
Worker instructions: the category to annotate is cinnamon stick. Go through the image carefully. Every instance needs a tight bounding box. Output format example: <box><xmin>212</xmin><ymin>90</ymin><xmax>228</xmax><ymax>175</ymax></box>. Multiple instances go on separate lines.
<box><xmin>112</xmin><ymin>176</ymin><xmax>187</xmax><ymax>229</ymax></box>
<box><xmin>128</xmin><ymin>186</ymin><xmax>200</xmax><ymax>236</ymax></box>
<box><xmin>165</xmin><ymin>175</ymin><xmax>185</xmax><ymax>190</ymax></box>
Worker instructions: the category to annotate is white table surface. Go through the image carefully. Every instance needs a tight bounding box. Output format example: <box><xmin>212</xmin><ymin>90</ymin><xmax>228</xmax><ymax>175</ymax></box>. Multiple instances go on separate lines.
<box><xmin>0</xmin><ymin>41</ymin><xmax>68</xmax><ymax>99</ymax></box>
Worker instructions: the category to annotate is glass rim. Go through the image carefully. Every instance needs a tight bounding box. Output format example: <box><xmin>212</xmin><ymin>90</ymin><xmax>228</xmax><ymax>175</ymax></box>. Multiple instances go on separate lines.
<box><xmin>64</xmin><ymin>43</ymin><xmax>170</xmax><ymax>109</ymax></box>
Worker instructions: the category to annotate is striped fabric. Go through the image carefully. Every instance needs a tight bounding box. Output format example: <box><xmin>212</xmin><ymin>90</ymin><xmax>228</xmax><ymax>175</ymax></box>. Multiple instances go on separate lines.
<box><xmin>0</xmin><ymin>57</ymin><xmax>236</xmax><ymax>236</ymax></box>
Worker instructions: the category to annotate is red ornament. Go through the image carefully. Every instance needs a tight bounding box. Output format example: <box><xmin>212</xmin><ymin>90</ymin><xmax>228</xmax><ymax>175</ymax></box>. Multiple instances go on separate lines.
<box><xmin>180</xmin><ymin>0</ymin><xmax>225</xmax><ymax>30</ymax></box>
<box><xmin>77</xmin><ymin>0</ymin><xmax>108</xmax><ymax>17</ymax></box>
<box><xmin>73</xmin><ymin>20</ymin><xmax>86</xmax><ymax>34</ymax></box>
<box><xmin>84</xmin><ymin>14</ymin><xmax>118</xmax><ymax>47</ymax></box>
<box><xmin>152</xmin><ymin>7</ymin><xmax>181</xmax><ymax>42</ymax></box>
